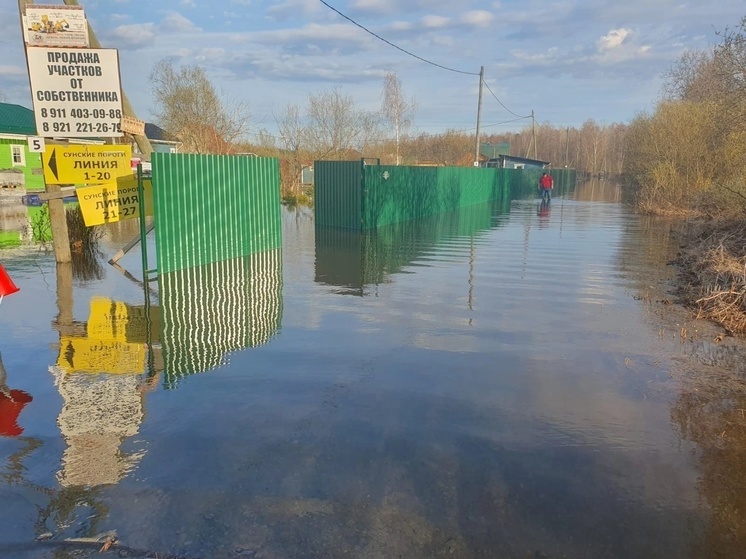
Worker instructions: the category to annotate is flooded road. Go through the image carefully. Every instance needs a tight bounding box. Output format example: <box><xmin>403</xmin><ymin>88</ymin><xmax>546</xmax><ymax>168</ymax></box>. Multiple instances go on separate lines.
<box><xmin>1</xmin><ymin>182</ymin><xmax>745</xmax><ymax>558</ymax></box>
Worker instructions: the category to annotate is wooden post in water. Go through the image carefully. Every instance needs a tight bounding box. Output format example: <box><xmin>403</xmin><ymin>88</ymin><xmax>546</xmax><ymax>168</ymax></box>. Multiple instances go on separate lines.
<box><xmin>17</xmin><ymin>0</ymin><xmax>71</xmax><ymax>263</ymax></box>
<box><xmin>56</xmin><ymin>262</ymin><xmax>73</xmax><ymax>329</ymax></box>
<box><xmin>47</xmin><ymin>185</ymin><xmax>72</xmax><ymax>263</ymax></box>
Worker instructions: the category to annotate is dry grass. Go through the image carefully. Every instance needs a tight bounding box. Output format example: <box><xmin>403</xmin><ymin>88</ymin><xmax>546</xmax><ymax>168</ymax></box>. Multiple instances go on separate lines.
<box><xmin>675</xmin><ymin>219</ymin><xmax>746</xmax><ymax>335</ymax></box>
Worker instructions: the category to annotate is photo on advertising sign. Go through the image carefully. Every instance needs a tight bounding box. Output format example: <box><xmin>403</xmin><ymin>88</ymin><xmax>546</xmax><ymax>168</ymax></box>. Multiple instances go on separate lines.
<box><xmin>24</xmin><ymin>4</ymin><xmax>89</xmax><ymax>48</ymax></box>
<box><xmin>27</xmin><ymin>48</ymin><xmax>123</xmax><ymax>138</ymax></box>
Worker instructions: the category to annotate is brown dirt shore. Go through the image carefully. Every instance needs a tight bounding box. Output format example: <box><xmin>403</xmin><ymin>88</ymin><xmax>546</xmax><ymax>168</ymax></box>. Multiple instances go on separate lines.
<box><xmin>657</xmin><ymin>218</ymin><xmax>746</xmax><ymax>555</ymax></box>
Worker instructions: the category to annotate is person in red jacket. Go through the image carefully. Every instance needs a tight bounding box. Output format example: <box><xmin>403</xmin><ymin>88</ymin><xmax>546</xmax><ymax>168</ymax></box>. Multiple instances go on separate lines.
<box><xmin>538</xmin><ymin>171</ymin><xmax>554</xmax><ymax>201</ymax></box>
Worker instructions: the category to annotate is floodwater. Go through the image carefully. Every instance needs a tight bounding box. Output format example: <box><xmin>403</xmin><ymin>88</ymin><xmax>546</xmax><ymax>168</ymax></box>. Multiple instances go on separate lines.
<box><xmin>1</xmin><ymin>181</ymin><xmax>746</xmax><ymax>558</ymax></box>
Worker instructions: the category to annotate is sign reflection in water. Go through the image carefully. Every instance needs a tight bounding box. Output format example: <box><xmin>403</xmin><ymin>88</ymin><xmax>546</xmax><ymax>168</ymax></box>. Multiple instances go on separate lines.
<box><xmin>159</xmin><ymin>249</ymin><xmax>283</xmax><ymax>388</ymax></box>
<box><xmin>52</xmin><ymin>296</ymin><xmax>152</xmax><ymax>486</ymax></box>
<box><xmin>49</xmin><ymin>249</ymin><xmax>283</xmax><ymax>486</ymax></box>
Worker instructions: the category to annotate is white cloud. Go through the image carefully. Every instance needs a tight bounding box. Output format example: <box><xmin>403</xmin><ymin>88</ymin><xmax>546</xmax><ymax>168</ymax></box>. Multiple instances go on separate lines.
<box><xmin>196</xmin><ymin>47</ymin><xmax>227</xmax><ymax>62</ymax></box>
<box><xmin>161</xmin><ymin>12</ymin><xmax>201</xmax><ymax>33</ymax></box>
<box><xmin>597</xmin><ymin>28</ymin><xmax>631</xmax><ymax>51</ymax></box>
<box><xmin>461</xmin><ymin>10</ymin><xmax>494</xmax><ymax>28</ymax></box>
<box><xmin>181</xmin><ymin>0</ymin><xmax>197</xmax><ymax>6</ymax></box>
<box><xmin>250</xmin><ymin>23</ymin><xmax>370</xmax><ymax>47</ymax></box>
<box><xmin>510</xmin><ymin>47</ymin><xmax>560</xmax><ymax>64</ymax></box>
<box><xmin>267</xmin><ymin>0</ymin><xmax>320</xmax><ymax>20</ymax></box>
<box><xmin>421</xmin><ymin>15</ymin><xmax>450</xmax><ymax>29</ymax></box>
<box><xmin>350</xmin><ymin>0</ymin><xmax>397</xmax><ymax>15</ymax></box>
<box><xmin>390</xmin><ymin>21</ymin><xmax>413</xmax><ymax>32</ymax></box>
<box><xmin>0</xmin><ymin>65</ymin><xmax>25</xmax><ymax>76</ymax></box>
<box><xmin>110</xmin><ymin>23</ymin><xmax>155</xmax><ymax>49</ymax></box>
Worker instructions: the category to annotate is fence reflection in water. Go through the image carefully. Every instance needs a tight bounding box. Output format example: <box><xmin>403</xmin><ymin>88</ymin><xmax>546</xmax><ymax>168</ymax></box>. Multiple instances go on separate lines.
<box><xmin>159</xmin><ymin>249</ymin><xmax>283</xmax><ymax>388</ymax></box>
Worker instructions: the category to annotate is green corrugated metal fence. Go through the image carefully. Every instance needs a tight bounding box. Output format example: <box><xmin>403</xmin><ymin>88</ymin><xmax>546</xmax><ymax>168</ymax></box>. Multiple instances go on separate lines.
<box><xmin>152</xmin><ymin>153</ymin><xmax>282</xmax><ymax>275</ymax></box>
<box><xmin>159</xmin><ymin>249</ymin><xmax>283</xmax><ymax>388</ymax></box>
<box><xmin>501</xmin><ymin>167</ymin><xmax>577</xmax><ymax>199</ymax></box>
<box><xmin>363</xmin><ymin>165</ymin><xmax>499</xmax><ymax>227</ymax></box>
<box><xmin>315</xmin><ymin>160</ymin><xmax>577</xmax><ymax>230</ymax></box>
<box><xmin>314</xmin><ymin>160</ymin><xmax>362</xmax><ymax>229</ymax></box>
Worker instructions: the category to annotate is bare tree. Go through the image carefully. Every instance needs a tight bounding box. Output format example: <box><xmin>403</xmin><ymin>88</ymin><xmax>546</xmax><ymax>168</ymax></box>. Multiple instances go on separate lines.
<box><xmin>662</xmin><ymin>50</ymin><xmax>719</xmax><ymax>102</ymax></box>
<box><xmin>149</xmin><ymin>60</ymin><xmax>250</xmax><ymax>154</ymax></box>
<box><xmin>276</xmin><ymin>104</ymin><xmax>306</xmax><ymax>195</ymax></box>
<box><xmin>381</xmin><ymin>72</ymin><xmax>416</xmax><ymax>165</ymax></box>
<box><xmin>405</xmin><ymin>130</ymin><xmax>471</xmax><ymax>166</ymax></box>
<box><xmin>304</xmin><ymin>87</ymin><xmax>382</xmax><ymax>160</ymax></box>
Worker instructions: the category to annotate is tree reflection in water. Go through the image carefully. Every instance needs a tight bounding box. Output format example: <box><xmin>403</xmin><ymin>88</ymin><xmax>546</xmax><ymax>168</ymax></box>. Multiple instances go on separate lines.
<box><xmin>70</xmin><ymin>249</ymin><xmax>105</xmax><ymax>284</ymax></box>
<box><xmin>671</xmin><ymin>341</ymin><xmax>746</xmax><ymax>557</ymax></box>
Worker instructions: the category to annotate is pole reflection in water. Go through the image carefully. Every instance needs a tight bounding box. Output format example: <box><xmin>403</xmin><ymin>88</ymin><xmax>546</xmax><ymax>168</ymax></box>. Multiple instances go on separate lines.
<box><xmin>315</xmin><ymin>199</ymin><xmax>510</xmax><ymax>296</ymax></box>
<box><xmin>159</xmin><ymin>248</ymin><xmax>283</xmax><ymax>388</ymax></box>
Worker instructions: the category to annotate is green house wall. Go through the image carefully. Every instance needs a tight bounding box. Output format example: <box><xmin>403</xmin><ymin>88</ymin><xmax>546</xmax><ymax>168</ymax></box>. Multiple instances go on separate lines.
<box><xmin>0</xmin><ymin>138</ymin><xmax>44</xmax><ymax>191</ymax></box>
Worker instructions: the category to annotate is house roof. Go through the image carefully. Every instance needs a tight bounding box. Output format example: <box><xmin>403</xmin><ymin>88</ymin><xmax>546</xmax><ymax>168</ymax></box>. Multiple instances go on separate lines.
<box><xmin>145</xmin><ymin>122</ymin><xmax>178</xmax><ymax>143</ymax></box>
<box><xmin>488</xmin><ymin>155</ymin><xmax>551</xmax><ymax>167</ymax></box>
<box><xmin>0</xmin><ymin>103</ymin><xmax>36</xmax><ymax>136</ymax></box>
<box><xmin>499</xmin><ymin>154</ymin><xmax>550</xmax><ymax>166</ymax></box>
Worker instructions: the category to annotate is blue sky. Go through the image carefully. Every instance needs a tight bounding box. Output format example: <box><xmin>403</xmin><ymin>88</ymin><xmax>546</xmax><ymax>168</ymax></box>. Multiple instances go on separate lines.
<box><xmin>1</xmin><ymin>0</ymin><xmax>744</xmax><ymax>140</ymax></box>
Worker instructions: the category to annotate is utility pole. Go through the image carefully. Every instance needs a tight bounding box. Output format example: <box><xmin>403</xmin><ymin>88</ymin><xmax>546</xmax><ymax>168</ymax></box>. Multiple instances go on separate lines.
<box><xmin>62</xmin><ymin>0</ymin><xmax>152</xmax><ymax>158</ymax></box>
<box><xmin>565</xmin><ymin>126</ymin><xmax>570</xmax><ymax>167</ymax></box>
<box><xmin>18</xmin><ymin>0</ymin><xmax>71</xmax><ymax>263</ymax></box>
<box><xmin>473</xmin><ymin>66</ymin><xmax>484</xmax><ymax>166</ymax></box>
<box><xmin>531</xmin><ymin>110</ymin><xmax>537</xmax><ymax>160</ymax></box>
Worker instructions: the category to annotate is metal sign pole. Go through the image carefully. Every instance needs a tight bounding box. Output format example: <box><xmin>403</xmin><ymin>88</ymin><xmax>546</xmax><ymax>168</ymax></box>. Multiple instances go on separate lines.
<box><xmin>137</xmin><ymin>163</ymin><xmax>149</xmax><ymax>278</ymax></box>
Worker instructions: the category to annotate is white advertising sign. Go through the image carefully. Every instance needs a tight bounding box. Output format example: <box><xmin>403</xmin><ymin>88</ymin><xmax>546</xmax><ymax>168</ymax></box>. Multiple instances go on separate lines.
<box><xmin>27</xmin><ymin>48</ymin><xmax>124</xmax><ymax>138</ymax></box>
<box><xmin>27</xmin><ymin>136</ymin><xmax>46</xmax><ymax>153</ymax></box>
<box><xmin>24</xmin><ymin>5</ymin><xmax>89</xmax><ymax>48</ymax></box>
<box><xmin>120</xmin><ymin>115</ymin><xmax>146</xmax><ymax>136</ymax></box>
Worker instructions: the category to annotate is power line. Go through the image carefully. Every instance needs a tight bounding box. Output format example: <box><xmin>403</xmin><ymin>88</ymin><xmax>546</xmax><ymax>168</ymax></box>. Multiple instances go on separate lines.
<box><xmin>482</xmin><ymin>115</ymin><xmax>532</xmax><ymax>130</ymax></box>
<box><xmin>451</xmin><ymin>115</ymin><xmax>532</xmax><ymax>134</ymax></box>
<box><xmin>317</xmin><ymin>0</ymin><xmax>479</xmax><ymax>76</ymax></box>
<box><xmin>481</xmin><ymin>79</ymin><xmax>529</xmax><ymax>119</ymax></box>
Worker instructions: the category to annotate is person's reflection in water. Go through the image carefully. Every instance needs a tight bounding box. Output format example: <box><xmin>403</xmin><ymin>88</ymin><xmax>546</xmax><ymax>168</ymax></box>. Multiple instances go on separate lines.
<box><xmin>0</xmin><ymin>352</ymin><xmax>32</xmax><ymax>437</ymax></box>
<box><xmin>537</xmin><ymin>199</ymin><xmax>551</xmax><ymax>228</ymax></box>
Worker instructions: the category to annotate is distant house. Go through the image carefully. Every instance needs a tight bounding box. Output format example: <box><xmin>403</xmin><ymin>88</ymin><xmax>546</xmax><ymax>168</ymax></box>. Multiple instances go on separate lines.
<box><xmin>130</xmin><ymin>123</ymin><xmax>181</xmax><ymax>173</ymax></box>
<box><xmin>143</xmin><ymin>123</ymin><xmax>180</xmax><ymax>154</ymax></box>
<box><xmin>0</xmin><ymin>102</ymin><xmax>44</xmax><ymax>191</ymax></box>
<box><xmin>301</xmin><ymin>165</ymin><xmax>314</xmax><ymax>186</ymax></box>
<box><xmin>482</xmin><ymin>154</ymin><xmax>550</xmax><ymax>170</ymax></box>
